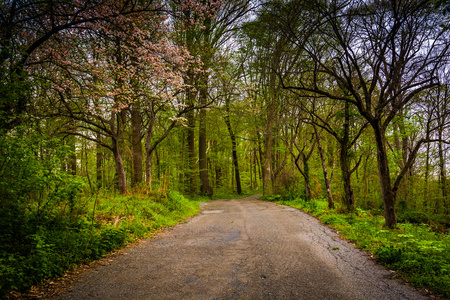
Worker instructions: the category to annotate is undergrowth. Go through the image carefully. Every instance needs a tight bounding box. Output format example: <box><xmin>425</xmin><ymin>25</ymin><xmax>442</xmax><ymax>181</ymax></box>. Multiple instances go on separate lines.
<box><xmin>0</xmin><ymin>190</ymin><xmax>199</xmax><ymax>298</ymax></box>
<box><xmin>270</xmin><ymin>196</ymin><xmax>450</xmax><ymax>298</ymax></box>
<box><xmin>206</xmin><ymin>191</ymin><xmax>261</xmax><ymax>200</ymax></box>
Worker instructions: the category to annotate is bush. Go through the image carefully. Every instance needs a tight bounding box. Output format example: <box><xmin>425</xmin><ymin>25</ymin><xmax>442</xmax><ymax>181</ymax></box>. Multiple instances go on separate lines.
<box><xmin>0</xmin><ymin>187</ymin><xmax>200</xmax><ymax>298</ymax></box>
<box><xmin>322</xmin><ymin>214</ymin><xmax>347</xmax><ymax>225</ymax></box>
<box><xmin>397</xmin><ymin>211</ymin><xmax>429</xmax><ymax>224</ymax></box>
<box><xmin>375</xmin><ymin>246</ymin><xmax>404</xmax><ymax>265</ymax></box>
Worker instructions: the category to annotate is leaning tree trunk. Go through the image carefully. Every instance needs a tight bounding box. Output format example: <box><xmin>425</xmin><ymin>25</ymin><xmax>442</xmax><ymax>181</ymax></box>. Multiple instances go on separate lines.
<box><xmin>314</xmin><ymin>125</ymin><xmax>334</xmax><ymax>209</ymax></box>
<box><xmin>373</xmin><ymin>123</ymin><xmax>397</xmax><ymax>228</ymax></box>
<box><xmin>301</xmin><ymin>152</ymin><xmax>312</xmax><ymax>201</ymax></box>
<box><xmin>224</xmin><ymin>102</ymin><xmax>242</xmax><ymax>195</ymax></box>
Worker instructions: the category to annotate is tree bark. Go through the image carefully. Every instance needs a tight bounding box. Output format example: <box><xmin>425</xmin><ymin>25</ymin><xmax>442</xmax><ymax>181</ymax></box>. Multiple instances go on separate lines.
<box><xmin>373</xmin><ymin>123</ymin><xmax>397</xmax><ymax>228</ymax></box>
<box><xmin>302</xmin><ymin>152</ymin><xmax>312</xmax><ymax>201</ymax></box>
<box><xmin>263</xmin><ymin>102</ymin><xmax>276</xmax><ymax>194</ymax></box>
<box><xmin>186</xmin><ymin>85</ymin><xmax>197</xmax><ymax>195</ymax></box>
<box><xmin>340</xmin><ymin>144</ymin><xmax>354</xmax><ymax>210</ymax></box>
<box><xmin>131</xmin><ymin>102</ymin><xmax>143</xmax><ymax>187</ymax></box>
<box><xmin>145</xmin><ymin>112</ymin><xmax>156</xmax><ymax>187</ymax></box>
<box><xmin>314</xmin><ymin>125</ymin><xmax>334</xmax><ymax>209</ymax></box>
<box><xmin>224</xmin><ymin>105</ymin><xmax>242</xmax><ymax>195</ymax></box>
<box><xmin>257</xmin><ymin>131</ymin><xmax>264</xmax><ymax>188</ymax></box>
<box><xmin>198</xmin><ymin>91</ymin><xmax>212</xmax><ymax>196</ymax></box>
<box><xmin>112</xmin><ymin>140</ymin><xmax>127</xmax><ymax>195</ymax></box>
<box><xmin>110</xmin><ymin>113</ymin><xmax>127</xmax><ymax>194</ymax></box>
<box><xmin>96</xmin><ymin>132</ymin><xmax>103</xmax><ymax>189</ymax></box>
<box><xmin>340</xmin><ymin>101</ymin><xmax>355</xmax><ymax>210</ymax></box>
<box><xmin>68</xmin><ymin>134</ymin><xmax>77</xmax><ymax>176</ymax></box>
<box><xmin>438</xmin><ymin>124</ymin><xmax>448</xmax><ymax>215</ymax></box>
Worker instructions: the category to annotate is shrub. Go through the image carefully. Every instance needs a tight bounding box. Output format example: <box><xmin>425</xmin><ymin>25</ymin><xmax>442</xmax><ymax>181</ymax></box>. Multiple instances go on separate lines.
<box><xmin>0</xmin><ymin>189</ymin><xmax>200</xmax><ymax>297</ymax></box>
<box><xmin>375</xmin><ymin>246</ymin><xmax>404</xmax><ymax>265</ymax></box>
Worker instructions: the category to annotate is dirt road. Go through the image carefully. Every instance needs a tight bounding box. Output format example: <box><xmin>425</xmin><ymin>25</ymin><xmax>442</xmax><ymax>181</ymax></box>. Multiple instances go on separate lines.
<box><xmin>56</xmin><ymin>195</ymin><xmax>426</xmax><ymax>299</ymax></box>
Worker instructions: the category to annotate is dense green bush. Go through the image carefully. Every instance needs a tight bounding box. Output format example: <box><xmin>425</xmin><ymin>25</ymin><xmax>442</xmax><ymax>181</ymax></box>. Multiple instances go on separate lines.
<box><xmin>0</xmin><ymin>128</ymin><xmax>201</xmax><ymax>298</ymax></box>
<box><xmin>0</xmin><ymin>191</ymin><xmax>200</xmax><ymax>297</ymax></box>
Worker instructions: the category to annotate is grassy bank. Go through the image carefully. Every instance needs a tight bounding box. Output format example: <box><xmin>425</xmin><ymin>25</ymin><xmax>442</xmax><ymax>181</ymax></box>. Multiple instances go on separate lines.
<box><xmin>0</xmin><ymin>190</ymin><xmax>200</xmax><ymax>298</ymax></box>
<box><xmin>269</xmin><ymin>197</ymin><xmax>450</xmax><ymax>298</ymax></box>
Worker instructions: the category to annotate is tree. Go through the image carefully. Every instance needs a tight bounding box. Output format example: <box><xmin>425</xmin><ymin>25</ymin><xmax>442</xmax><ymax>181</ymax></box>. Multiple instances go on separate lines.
<box><xmin>240</xmin><ymin>2</ymin><xmax>294</xmax><ymax>194</ymax></box>
<box><xmin>173</xmin><ymin>0</ymin><xmax>251</xmax><ymax>195</ymax></box>
<box><xmin>38</xmin><ymin>2</ymin><xmax>193</xmax><ymax>194</ymax></box>
<box><xmin>313</xmin><ymin>123</ymin><xmax>334</xmax><ymax>208</ymax></box>
<box><xmin>0</xmin><ymin>0</ymin><xmax>166</xmax><ymax>132</ymax></box>
<box><xmin>289</xmin><ymin>94</ymin><xmax>368</xmax><ymax>210</ymax></box>
<box><xmin>419</xmin><ymin>79</ymin><xmax>450</xmax><ymax>214</ymax></box>
<box><xmin>280</xmin><ymin>0</ymin><xmax>450</xmax><ymax>227</ymax></box>
<box><xmin>216</xmin><ymin>57</ymin><xmax>244</xmax><ymax>195</ymax></box>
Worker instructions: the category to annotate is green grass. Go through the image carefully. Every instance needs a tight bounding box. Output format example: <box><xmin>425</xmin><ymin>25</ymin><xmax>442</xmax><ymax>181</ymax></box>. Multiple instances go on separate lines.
<box><xmin>0</xmin><ymin>190</ymin><xmax>200</xmax><ymax>298</ymax></box>
<box><xmin>209</xmin><ymin>191</ymin><xmax>261</xmax><ymax>200</ymax></box>
<box><xmin>272</xmin><ymin>197</ymin><xmax>450</xmax><ymax>298</ymax></box>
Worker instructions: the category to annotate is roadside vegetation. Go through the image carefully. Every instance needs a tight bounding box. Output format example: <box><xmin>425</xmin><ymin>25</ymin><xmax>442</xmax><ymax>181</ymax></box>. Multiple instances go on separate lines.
<box><xmin>2</xmin><ymin>0</ymin><xmax>450</xmax><ymax>298</ymax></box>
<box><xmin>0</xmin><ymin>130</ymin><xmax>201</xmax><ymax>297</ymax></box>
<box><xmin>0</xmin><ymin>188</ymin><xmax>200</xmax><ymax>297</ymax></box>
<box><xmin>266</xmin><ymin>195</ymin><xmax>450</xmax><ymax>298</ymax></box>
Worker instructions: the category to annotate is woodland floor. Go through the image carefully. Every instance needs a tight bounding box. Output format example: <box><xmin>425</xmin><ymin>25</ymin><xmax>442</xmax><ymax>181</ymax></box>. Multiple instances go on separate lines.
<box><xmin>29</xmin><ymin>195</ymin><xmax>431</xmax><ymax>299</ymax></box>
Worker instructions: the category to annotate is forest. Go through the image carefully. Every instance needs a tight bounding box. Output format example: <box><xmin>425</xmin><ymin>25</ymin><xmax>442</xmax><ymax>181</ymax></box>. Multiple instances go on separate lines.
<box><xmin>1</xmin><ymin>0</ymin><xmax>449</xmax><ymax>297</ymax></box>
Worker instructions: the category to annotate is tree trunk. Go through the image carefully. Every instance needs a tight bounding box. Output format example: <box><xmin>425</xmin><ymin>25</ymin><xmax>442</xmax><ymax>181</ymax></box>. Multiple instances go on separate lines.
<box><xmin>215</xmin><ymin>165</ymin><xmax>222</xmax><ymax>188</ymax></box>
<box><xmin>254</xmin><ymin>148</ymin><xmax>259</xmax><ymax>189</ymax></box>
<box><xmin>186</xmin><ymin>108</ymin><xmax>196</xmax><ymax>194</ymax></box>
<box><xmin>96</xmin><ymin>132</ymin><xmax>103</xmax><ymax>189</ymax></box>
<box><xmin>314</xmin><ymin>125</ymin><xmax>334</xmax><ymax>209</ymax></box>
<box><xmin>198</xmin><ymin>103</ymin><xmax>212</xmax><ymax>195</ymax></box>
<box><xmin>145</xmin><ymin>150</ymin><xmax>153</xmax><ymax>187</ymax></box>
<box><xmin>155</xmin><ymin>148</ymin><xmax>162</xmax><ymax>180</ymax></box>
<box><xmin>400</xmin><ymin>121</ymin><xmax>411</xmax><ymax>206</ymax></box>
<box><xmin>424</xmin><ymin>123</ymin><xmax>431</xmax><ymax>211</ymax></box>
<box><xmin>340</xmin><ymin>101</ymin><xmax>355</xmax><ymax>210</ymax></box>
<box><xmin>131</xmin><ymin>102</ymin><xmax>143</xmax><ymax>187</ymax></box>
<box><xmin>107</xmin><ymin>111</ymin><xmax>127</xmax><ymax>194</ymax></box>
<box><xmin>257</xmin><ymin>131</ymin><xmax>264</xmax><ymax>187</ymax></box>
<box><xmin>68</xmin><ymin>134</ymin><xmax>77</xmax><ymax>176</ymax></box>
<box><xmin>302</xmin><ymin>152</ymin><xmax>312</xmax><ymax>201</ymax></box>
<box><xmin>112</xmin><ymin>136</ymin><xmax>127</xmax><ymax>194</ymax></box>
<box><xmin>340</xmin><ymin>143</ymin><xmax>354</xmax><ymax>210</ymax></box>
<box><xmin>145</xmin><ymin>114</ymin><xmax>156</xmax><ymax>187</ymax></box>
<box><xmin>373</xmin><ymin>123</ymin><xmax>397</xmax><ymax>228</ymax></box>
<box><xmin>262</xmin><ymin>37</ymin><xmax>283</xmax><ymax>195</ymax></box>
<box><xmin>263</xmin><ymin>103</ymin><xmax>275</xmax><ymax>194</ymax></box>
<box><xmin>291</xmin><ymin>130</ymin><xmax>314</xmax><ymax>201</ymax></box>
<box><xmin>224</xmin><ymin>107</ymin><xmax>242</xmax><ymax>195</ymax></box>
<box><xmin>231</xmin><ymin>138</ymin><xmax>242</xmax><ymax>194</ymax></box>
<box><xmin>185</xmin><ymin>71</ymin><xmax>197</xmax><ymax>195</ymax></box>
<box><xmin>438</xmin><ymin>127</ymin><xmax>448</xmax><ymax>215</ymax></box>
<box><xmin>395</xmin><ymin>113</ymin><xmax>410</xmax><ymax>205</ymax></box>
<box><xmin>250</xmin><ymin>151</ymin><xmax>253</xmax><ymax>190</ymax></box>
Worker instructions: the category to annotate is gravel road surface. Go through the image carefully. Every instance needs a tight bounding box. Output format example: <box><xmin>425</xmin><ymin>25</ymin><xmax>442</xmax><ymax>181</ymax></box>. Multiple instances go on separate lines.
<box><xmin>56</xmin><ymin>195</ymin><xmax>426</xmax><ymax>300</ymax></box>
